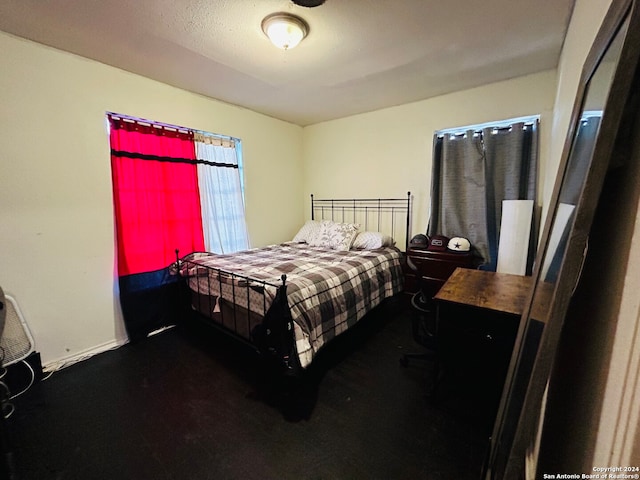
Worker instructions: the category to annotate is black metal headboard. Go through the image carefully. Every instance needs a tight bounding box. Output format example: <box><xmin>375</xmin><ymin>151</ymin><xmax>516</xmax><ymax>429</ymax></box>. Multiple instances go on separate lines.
<box><xmin>310</xmin><ymin>192</ymin><xmax>412</xmax><ymax>251</ymax></box>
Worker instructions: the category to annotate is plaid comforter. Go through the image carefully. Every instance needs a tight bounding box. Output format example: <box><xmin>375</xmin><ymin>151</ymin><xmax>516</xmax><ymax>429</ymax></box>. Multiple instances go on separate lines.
<box><xmin>181</xmin><ymin>242</ymin><xmax>404</xmax><ymax>368</ymax></box>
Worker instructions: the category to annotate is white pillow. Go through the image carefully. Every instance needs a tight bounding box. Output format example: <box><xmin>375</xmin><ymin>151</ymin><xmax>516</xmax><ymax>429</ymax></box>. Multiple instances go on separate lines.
<box><xmin>310</xmin><ymin>220</ymin><xmax>360</xmax><ymax>251</ymax></box>
<box><xmin>292</xmin><ymin>220</ymin><xmax>322</xmax><ymax>243</ymax></box>
<box><xmin>351</xmin><ymin>231</ymin><xmax>395</xmax><ymax>250</ymax></box>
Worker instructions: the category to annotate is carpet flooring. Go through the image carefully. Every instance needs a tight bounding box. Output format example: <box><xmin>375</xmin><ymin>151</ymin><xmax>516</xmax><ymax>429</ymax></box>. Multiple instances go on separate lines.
<box><xmin>4</xmin><ymin>297</ymin><xmax>491</xmax><ymax>480</ymax></box>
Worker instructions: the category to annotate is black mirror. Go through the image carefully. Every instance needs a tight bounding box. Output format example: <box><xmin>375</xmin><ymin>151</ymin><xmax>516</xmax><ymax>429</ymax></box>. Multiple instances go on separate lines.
<box><xmin>486</xmin><ymin>0</ymin><xmax>640</xmax><ymax>477</ymax></box>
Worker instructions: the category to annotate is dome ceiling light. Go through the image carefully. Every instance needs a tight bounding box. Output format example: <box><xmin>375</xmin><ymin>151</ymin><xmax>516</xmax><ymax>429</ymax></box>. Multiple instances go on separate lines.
<box><xmin>291</xmin><ymin>0</ymin><xmax>326</xmax><ymax>6</ymax></box>
<box><xmin>261</xmin><ymin>12</ymin><xmax>309</xmax><ymax>50</ymax></box>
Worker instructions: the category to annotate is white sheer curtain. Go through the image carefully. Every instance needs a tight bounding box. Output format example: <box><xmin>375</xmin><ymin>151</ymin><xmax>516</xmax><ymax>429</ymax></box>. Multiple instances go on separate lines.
<box><xmin>195</xmin><ymin>136</ymin><xmax>250</xmax><ymax>253</ymax></box>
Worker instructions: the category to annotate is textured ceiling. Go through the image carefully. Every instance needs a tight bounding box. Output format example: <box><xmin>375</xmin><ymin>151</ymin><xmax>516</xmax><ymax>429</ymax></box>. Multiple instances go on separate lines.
<box><xmin>0</xmin><ymin>0</ymin><xmax>575</xmax><ymax>126</ymax></box>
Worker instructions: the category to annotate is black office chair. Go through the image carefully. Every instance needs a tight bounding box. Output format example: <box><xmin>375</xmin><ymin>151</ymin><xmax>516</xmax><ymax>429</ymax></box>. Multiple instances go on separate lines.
<box><xmin>400</xmin><ymin>257</ymin><xmax>440</xmax><ymax>396</ymax></box>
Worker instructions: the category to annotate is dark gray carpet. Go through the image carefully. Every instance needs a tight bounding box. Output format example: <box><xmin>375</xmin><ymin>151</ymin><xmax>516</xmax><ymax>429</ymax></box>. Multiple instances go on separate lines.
<box><xmin>5</xmin><ymin>297</ymin><xmax>489</xmax><ymax>479</ymax></box>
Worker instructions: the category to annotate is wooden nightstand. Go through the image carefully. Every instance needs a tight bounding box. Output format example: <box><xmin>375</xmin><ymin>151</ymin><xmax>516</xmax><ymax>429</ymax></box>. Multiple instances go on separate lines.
<box><xmin>404</xmin><ymin>247</ymin><xmax>476</xmax><ymax>302</ymax></box>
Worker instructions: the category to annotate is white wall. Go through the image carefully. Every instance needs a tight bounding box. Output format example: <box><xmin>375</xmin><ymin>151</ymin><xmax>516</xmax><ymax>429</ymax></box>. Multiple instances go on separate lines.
<box><xmin>302</xmin><ymin>70</ymin><xmax>558</xmax><ymax>238</ymax></box>
<box><xmin>0</xmin><ymin>32</ymin><xmax>304</xmax><ymax>367</ymax></box>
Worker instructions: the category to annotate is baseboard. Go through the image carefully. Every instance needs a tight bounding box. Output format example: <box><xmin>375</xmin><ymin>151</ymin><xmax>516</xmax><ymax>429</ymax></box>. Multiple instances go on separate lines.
<box><xmin>43</xmin><ymin>338</ymin><xmax>129</xmax><ymax>373</ymax></box>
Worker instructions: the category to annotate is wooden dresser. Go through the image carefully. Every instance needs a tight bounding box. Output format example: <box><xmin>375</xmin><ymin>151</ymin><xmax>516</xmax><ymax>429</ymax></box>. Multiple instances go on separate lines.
<box><xmin>404</xmin><ymin>246</ymin><xmax>476</xmax><ymax>302</ymax></box>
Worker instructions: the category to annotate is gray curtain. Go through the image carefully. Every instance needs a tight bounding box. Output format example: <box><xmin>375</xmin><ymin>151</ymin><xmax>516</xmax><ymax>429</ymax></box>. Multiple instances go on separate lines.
<box><xmin>559</xmin><ymin>116</ymin><xmax>601</xmax><ymax>205</ymax></box>
<box><xmin>543</xmin><ymin>115</ymin><xmax>601</xmax><ymax>281</ymax></box>
<box><xmin>428</xmin><ymin>121</ymin><xmax>539</xmax><ymax>271</ymax></box>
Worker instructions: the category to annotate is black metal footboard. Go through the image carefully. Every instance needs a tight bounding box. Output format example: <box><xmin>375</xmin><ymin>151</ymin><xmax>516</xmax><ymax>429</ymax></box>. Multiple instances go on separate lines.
<box><xmin>177</xmin><ymin>255</ymin><xmax>301</xmax><ymax>374</ymax></box>
<box><xmin>174</xmin><ymin>193</ymin><xmax>411</xmax><ymax>375</ymax></box>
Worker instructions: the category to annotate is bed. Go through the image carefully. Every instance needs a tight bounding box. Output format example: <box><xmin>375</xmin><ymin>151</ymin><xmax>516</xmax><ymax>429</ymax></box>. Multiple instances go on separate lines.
<box><xmin>176</xmin><ymin>193</ymin><xmax>411</xmax><ymax>374</ymax></box>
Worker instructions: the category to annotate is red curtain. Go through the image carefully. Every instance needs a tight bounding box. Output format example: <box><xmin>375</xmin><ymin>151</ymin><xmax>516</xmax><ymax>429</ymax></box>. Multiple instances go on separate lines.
<box><xmin>110</xmin><ymin>119</ymin><xmax>205</xmax><ymax>276</ymax></box>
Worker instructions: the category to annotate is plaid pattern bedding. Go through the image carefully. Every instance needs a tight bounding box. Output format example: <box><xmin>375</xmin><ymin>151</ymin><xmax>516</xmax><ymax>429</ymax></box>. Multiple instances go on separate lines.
<box><xmin>180</xmin><ymin>242</ymin><xmax>404</xmax><ymax>368</ymax></box>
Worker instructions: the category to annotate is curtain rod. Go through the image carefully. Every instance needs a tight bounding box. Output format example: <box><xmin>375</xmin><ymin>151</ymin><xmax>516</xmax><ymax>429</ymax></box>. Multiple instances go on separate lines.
<box><xmin>435</xmin><ymin>114</ymin><xmax>540</xmax><ymax>137</ymax></box>
<box><xmin>582</xmin><ymin>110</ymin><xmax>603</xmax><ymax>118</ymax></box>
<box><xmin>106</xmin><ymin>112</ymin><xmax>239</xmax><ymax>143</ymax></box>
<box><xmin>107</xmin><ymin>113</ymin><xmax>191</xmax><ymax>134</ymax></box>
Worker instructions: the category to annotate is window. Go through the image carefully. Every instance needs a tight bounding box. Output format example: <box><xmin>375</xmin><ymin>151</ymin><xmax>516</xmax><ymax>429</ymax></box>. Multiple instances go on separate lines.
<box><xmin>107</xmin><ymin>113</ymin><xmax>250</xmax><ymax>339</ymax></box>
<box><xmin>429</xmin><ymin>116</ymin><xmax>540</xmax><ymax>272</ymax></box>
<box><xmin>108</xmin><ymin>113</ymin><xmax>249</xmax><ymax>274</ymax></box>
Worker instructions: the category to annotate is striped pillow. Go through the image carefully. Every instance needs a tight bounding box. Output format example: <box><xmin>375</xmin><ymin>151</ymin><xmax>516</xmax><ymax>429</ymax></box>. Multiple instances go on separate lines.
<box><xmin>352</xmin><ymin>231</ymin><xmax>395</xmax><ymax>249</ymax></box>
<box><xmin>292</xmin><ymin>220</ymin><xmax>323</xmax><ymax>243</ymax></box>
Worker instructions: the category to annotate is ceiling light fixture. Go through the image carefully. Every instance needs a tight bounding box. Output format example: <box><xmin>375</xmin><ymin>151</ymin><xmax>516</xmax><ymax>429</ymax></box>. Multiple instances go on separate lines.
<box><xmin>261</xmin><ymin>13</ymin><xmax>309</xmax><ymax>50</ymax></box>
<box><xmin>291</xmin><ymin>0</ymin><xmax>326</xmax><ymax>6</ymax></box>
